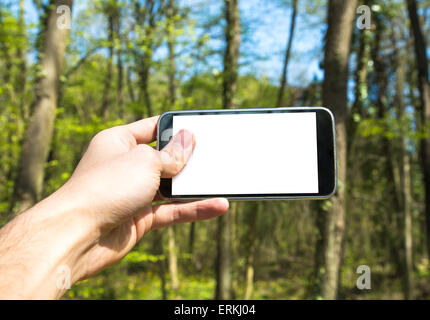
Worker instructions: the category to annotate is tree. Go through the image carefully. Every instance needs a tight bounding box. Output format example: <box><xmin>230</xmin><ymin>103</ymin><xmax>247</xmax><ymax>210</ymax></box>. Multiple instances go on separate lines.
<box><xmin>16</xmin><ymin>0</ymin><xmax>28</xmax><ymax>120</ymax></box>
<box><xmin>349</xmin><ymin>0</ymin><xmax>371</xmax><ymax>149</ymax></box>
<box><xmin>166</xmin><ymin>0</ymin><xmax>180</xmax><ymax>295</ymax></box>
<box><xmin>11</xmin><ymin>0</ymin><xmax>74</xmax><ymax>216</ymax></box>
<box><xmin>99</xmin><ymin>0</ymin><xmax>117</xmax><ymax>119</ymax></box>
<box><xmin>276</xmin><ymin>0</ymin><xmax>298</xmax><ymax>107</ymax></box>
<box><xmin>216</xmin><ymin>0</ymin><xmax>240</xmax><ymax>300</ymax></box>
<box><xmin>406</xmin><ymin>0</ymin><xmax>430</xmax><ymax>263</ymax></box>
<box><xmin>133</xmin><ymin>0</ymin><xmax>166</xmax><ymax>118</ymax></box>
<box><xmin>115</xmin><ymin>3</ymin><xmax>125</xmax><ymax>116</ymax></box>
<box><xmin>392</xmin><ymin>23</ymin><xmax>414</xmax><ymax>299</ymax></box>
<box><xmin>318</xmin><ymin>0</ymin><xmax>357</xmax><ymax>299</ymax></box>
<box><xmin>222</xmin><ymin>0</ymin><xmax>240</xmax><ymax>110</ymax></box>
<box><xmin>243</xmin><ymin>202</ymin><xmax>259</xmax><ymax>300</ymax></box>
<box><xmin>166</xmin><ymin>0</ymin><xmax>177</xmax><ymax>109</ymax></box>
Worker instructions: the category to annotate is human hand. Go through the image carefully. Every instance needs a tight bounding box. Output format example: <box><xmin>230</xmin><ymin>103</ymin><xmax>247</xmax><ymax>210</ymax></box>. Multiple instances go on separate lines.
<box><xmin>63</xmin><ymin>116</ymin><xmax>229</xmax><ymax>280</ymax></box>
<box><xmin>0</xmin><ymin>116</ymin><xmax>229</xmax><ymax>299</ymax></box>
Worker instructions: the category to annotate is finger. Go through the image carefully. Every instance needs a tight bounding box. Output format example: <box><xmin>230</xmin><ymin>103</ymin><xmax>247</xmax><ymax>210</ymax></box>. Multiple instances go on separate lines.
<box><xmin>133</xmin><ymin>198</ymin><xmax>229</xmax><ymax>240</ymax></box>
<box><xmin>151</xmin><ymin>198</ymin><xmax>229</xmax><ymax>230</ymax></box>
<box><xmin>159</xmin><ymin>129</ymin><xmax>195</xmax><ymax>178</ymax></box>
<box><xmin>122</xmin><ymin>116</ymin><xmax>159</xmax><ymax>145</ymax></box>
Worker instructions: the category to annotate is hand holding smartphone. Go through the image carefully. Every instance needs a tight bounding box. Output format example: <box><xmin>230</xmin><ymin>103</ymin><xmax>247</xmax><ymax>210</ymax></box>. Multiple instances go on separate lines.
<box><xmin>157</xmin><ymin>107</ymin><xmax>337</xmax><ymax>200</ymax></box>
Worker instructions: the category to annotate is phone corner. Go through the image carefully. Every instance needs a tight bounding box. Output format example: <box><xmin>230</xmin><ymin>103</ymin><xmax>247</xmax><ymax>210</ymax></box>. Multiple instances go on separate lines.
<box><xmin>157</xmin><ymin>111</ymin><xmax>170</xmax><ymax>129</ymax></box>
<box><xmin>319</xmin><ymin>106</ymin><xmax>335</xmax><ymax>117</ymax></box>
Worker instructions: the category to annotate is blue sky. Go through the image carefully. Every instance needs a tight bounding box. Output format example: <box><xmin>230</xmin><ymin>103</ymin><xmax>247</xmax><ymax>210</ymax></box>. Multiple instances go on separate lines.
<box><xmin>21</xmin><ymin>0</ymin><xmax>325</xmax><ymax>87</ymax></box>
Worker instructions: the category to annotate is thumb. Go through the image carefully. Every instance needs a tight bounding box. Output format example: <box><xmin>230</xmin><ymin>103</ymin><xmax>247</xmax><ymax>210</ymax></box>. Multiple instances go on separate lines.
<box><xmin>159</xmin><ymin>129</ymin><xmax>195</xmax><ymax>178</ymax></box>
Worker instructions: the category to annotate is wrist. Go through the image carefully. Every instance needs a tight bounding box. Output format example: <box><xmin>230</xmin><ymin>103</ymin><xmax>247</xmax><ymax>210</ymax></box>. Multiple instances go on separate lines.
<box><xmin>37</xmin><ymin>185</ymin><xmax>101</xmax><ymax>298</ymax></box>
<box><xmin>0</xmin><ymin>185</ymin><xmax>98</xmax><ymax>299</ymax></box>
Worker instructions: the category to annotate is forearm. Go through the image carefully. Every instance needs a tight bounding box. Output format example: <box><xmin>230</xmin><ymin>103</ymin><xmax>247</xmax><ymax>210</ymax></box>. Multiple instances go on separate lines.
<box><xmin>0</xmin><ymin>186</ymin><xmax>95</xmax><ymax>299</ymax></box>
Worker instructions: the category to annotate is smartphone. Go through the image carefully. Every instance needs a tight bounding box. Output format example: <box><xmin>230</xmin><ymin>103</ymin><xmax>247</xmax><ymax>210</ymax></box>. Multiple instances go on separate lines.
<box><xmin>157</xmin><ymin>107</ymin><xmax>336</xmax><ymax>200</ymax></box>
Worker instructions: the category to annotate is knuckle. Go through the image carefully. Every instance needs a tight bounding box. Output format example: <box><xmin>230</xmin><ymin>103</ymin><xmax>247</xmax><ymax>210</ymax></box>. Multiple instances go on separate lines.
<box><xmin>137</xmin><ymin>145</ymin><xmax>161</xmax><ymax>168</ymax></box>
<box><xmin>160</xmin><ymin>151</ymin><xmax>184</xmax><ymax>176</ymax></box>
<box><xmin>92</xmin><ymin>128</ymin><xmax>115</xmax><ymax>143</ymax></box>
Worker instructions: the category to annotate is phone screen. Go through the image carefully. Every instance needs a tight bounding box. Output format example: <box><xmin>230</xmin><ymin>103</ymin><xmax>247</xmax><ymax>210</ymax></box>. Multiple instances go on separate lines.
<box><xmin>171</xmin><ymin>112</ymin><xmax>319</xmax><ymax>195</ymax></box>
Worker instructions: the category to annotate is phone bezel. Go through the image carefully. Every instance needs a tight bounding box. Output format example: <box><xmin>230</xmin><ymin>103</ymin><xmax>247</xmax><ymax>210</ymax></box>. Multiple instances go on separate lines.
<box><xmin>157</xmin><ymin>107</ymin><xmax>337</xmax><ymax>200</ymax></box>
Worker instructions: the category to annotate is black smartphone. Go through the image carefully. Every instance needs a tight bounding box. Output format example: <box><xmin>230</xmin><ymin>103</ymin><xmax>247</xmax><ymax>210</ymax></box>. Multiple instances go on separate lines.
<box><xmin>157</xmin><ymin>107</ymin><xmax>336</xmax><ymax>200</ymax></box>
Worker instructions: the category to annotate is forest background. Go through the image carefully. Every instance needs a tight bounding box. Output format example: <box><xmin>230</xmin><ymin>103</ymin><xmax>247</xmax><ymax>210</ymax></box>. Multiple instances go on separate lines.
<box><xmin>1</xmin><ymin>0</ymin><xmax>430</xmax><ymax>300</ymax></box>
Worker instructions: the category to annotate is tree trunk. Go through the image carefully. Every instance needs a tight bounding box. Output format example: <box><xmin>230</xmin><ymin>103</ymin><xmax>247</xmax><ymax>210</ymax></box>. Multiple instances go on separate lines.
<box><xmin>406</xmin><ymin>0</ymin><xmax>430</xmax><ymax>261</ymax></box>
<box><xmin>349</xmin><ymin>6</ymin><xmax>371</xmax><ymax>150</ymax></box>
<box><xmin>116</xmin><ymin>13</ymin><xmax>124</xmax><ymax>117</ymax></box>
<box><xmin>243</xmin><ymin>203</ymin><xmax>258</xmax><ymax>300</ymax></box>
<box><xmin>167</xmin><ymin>226</ymin><xmax>179</xmax><ymax>294</ymax></box>
<box><xmin>11</xmin><ymin>0</ymin><xmax>73</xmax><ymax>217</ymax></box>
<box><xmin>17</xmin><ymin>0</ymin><xmax>28</xmax><ymax>121</ymax></box>
<box><xmin>319</xmin><ymin>0</ymin><xmax>357</xmax><ymax>300</ymax></box>
<box><xmin>139</xmin><ymin>59</ymin><xmax>153</xmax><ymax>118</ymax></box>
<box><xmin>133</xmin><ymin>0</ymin><xmax>160</xmax><ymax>119</ymax></box>
<box><xmin>276</xmin><ymin>0</ymin><xmax>297</xmax><ymax>107</ymax></box>
<box><xmin>153</xmin><ymin>229</ymin><xmax>167</xmax><ymax>300</ymax></box>
<box><xmin>308</xmin><ymin>201</ymin><xmax>325</xmax><ymax>298</ymax></box>
<box><xmin>372</xmin><ymin>12</ymin><xmax>404</xmax><ymax>278</ymax></box>
<box><xmin>166</xmin><ymin>1</ymin><xmax>180</xmax><ymax>294</ymax></box>
<box><xmin>127</xmin><ymin>68</ymin><xmax>136</xmax><ymax>103</ymax></box>
<box><xmin>393</xmin><ymin>25</ymin><xmax>414</xmax><ymax>299</ymax></box>
<box><xmin>188</xmin><ymin>221</ymin><xmax>196</xmax><ymax>254</ymax></box>
<box><xmin>100</xmin><ymin>11</ymin><xmax>114</xmax><ymax>119</ymax></box>
<box><xmin>166</xmin><ymin>0</ymin><xmax>177</xmax><ymax>110</ymax></box>
<box><xmin>216</xmin><ymin>203</ymin><xmax>233</xmax><ymax>299</ymax></box>
<box><xmin>222</xmin><ymin>0</ymin><xmax>240</xmax><ymax>110</ymax></box>
<box><xmin>216</xmin><ymin>0</ymin><xmax>240</xmax><ymax>300</ymax></box>
<box><xmin>402</xmin><ymin>150</ymin><xmax>414</xmax><ymax>298</ymax></box>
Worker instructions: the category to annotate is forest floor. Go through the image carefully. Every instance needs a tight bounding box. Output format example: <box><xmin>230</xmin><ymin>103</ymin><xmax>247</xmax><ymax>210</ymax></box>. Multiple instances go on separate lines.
<box><xmin>65</xmin><ymin>259</ymin><xmax>430</xmax><ymax>300</ymax></box>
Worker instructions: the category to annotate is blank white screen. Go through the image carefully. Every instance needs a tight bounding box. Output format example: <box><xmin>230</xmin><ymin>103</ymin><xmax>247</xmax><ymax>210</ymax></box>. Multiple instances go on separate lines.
<box><xmin>172</xmin><ymin>112</ymin><xmax>319</xmax><ymax>195</ymax></box>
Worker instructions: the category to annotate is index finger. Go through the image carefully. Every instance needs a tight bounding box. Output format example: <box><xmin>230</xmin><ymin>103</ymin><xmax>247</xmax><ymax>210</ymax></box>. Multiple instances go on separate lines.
<box><xmin>122</xmin><ymin>116</ymin><xmax>160</xmax><ymax>145</ymax></box>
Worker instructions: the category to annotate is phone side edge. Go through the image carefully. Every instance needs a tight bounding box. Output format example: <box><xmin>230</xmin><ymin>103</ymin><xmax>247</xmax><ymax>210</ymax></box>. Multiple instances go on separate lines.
<box><xmin>321</xmin><ymin>106</ymin><xmax>338</xmax><ymax>199</ymax></box>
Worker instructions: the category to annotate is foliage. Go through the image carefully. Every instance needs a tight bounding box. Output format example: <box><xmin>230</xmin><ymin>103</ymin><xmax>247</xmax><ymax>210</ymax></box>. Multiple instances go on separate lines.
<box><xmin>0</xmin><ymin>0</ymin><xmax>430</xmax><ymax>300</ymax></box>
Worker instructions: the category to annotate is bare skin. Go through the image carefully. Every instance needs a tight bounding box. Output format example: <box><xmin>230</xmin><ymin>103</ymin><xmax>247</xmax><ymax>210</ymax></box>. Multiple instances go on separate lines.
<box><xmin>0</xmin><ymin>116</ymin><xmax>229</xmax><ymax>299</ymax></box>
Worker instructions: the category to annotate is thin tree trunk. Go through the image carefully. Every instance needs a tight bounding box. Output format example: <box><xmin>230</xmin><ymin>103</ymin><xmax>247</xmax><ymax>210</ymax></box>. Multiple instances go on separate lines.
<box><xmin>167</xmin><ymin>226</ymin><xmax>179</xmax><ymax>294</ymax></box>
<box><xmin>163</xmin><ymin>0</ymin><xmax>181</xmax><ymax>295</ymax></box>
<box><xmin>133</xmin><ymin>0</ymin><xmax>158</xmax><ymax>119</ymax></box>
<box><xmin>116</xmin><ymin>15</ymin><xmax>124</xmax><ymax>117</ymax></box>
<box><xmin>166</xmin><ymin>0</ymin><xmax>177</xmax><ymax>110</ymax></box>
<box><xmin>244</xmin><ymin>203</ymin><xmax>258</xmax><ymax>300</ymax></box>
<box><xmin>100</xmin><ymin>12</ymin><xmax>114</xmax><ymax>119</ymax></box>
<box><xmin>402</xmin><ymin>151</ymin><xmax>414</xmax><ymax>298</ymax></box>
<box><xmin>166</xmin><ymin>1</ymin><xmax>180</xmax><ymax>291</ymax></box>
<box><xmin>11</xmin><ymin>0</ymin><xmax>73</xmax><ymax>217</ymax></box>
<box><xmin>349</xmin><ymin>3</ymin><xmax>371</xmax><ymax>150</ymax></box>
<box><xmin>186</xmin><ymin>222</ymin><xmax>195</xmax><ymax>253</ymax></box>
<box><xmin>319</xmin><ymin>0</ymin><xmax>357</xmax><ymax>300</ymax></box>
<box><xmin>127</xmin><ymin>68</ymin><xmax>136</xmax><ymax>103</ymax></box>
<box><xmin>406</xmin><ymin>0</ymin><xmax>430</xmax><ymax>261</ymax></box>
<box><xmin>17</xmin><ymin>0</ymin><xmax>28</xmax><ymax>121</ymax></box>
<box><xmin>216</xmin><ymin>203</ymin><xmax>233</xmax><ymax>300</ymax></box>
<box><xmin>216</xmin><ymin>0</ymin><xmax>240</xmax><ymax>300</ymax></box>
<box><xmin>372</xmin><ymin>12</ymin><xmax>403</xmax><ymax>276</ymax></box>
<box><xmin>222</xmin><ymin>0</ymin><xmax>240</xmax><ymax>110</ymax></box>
<box><xmin>153</xmin><ymin>229</ymin><xmax>167</xmax><ymax>300</ymax></box>
<box><xmin>276</xmin><ymin>0</ymin><xmax>297</xmax><ymax>107</ymax></box>
<box><xmin>308</xmin><ymin>201</ymin><xmax>325</xmax><ymax>298</ymax></box>
<box><xmin>393</xmin><ymin>27</ymin><xmax>414</xmax><ymax>299</ymax></box>
<box><xmin>139</xmin><ymin>59</ymin><xmax>153</xmax><ymax>118</ymax></box>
